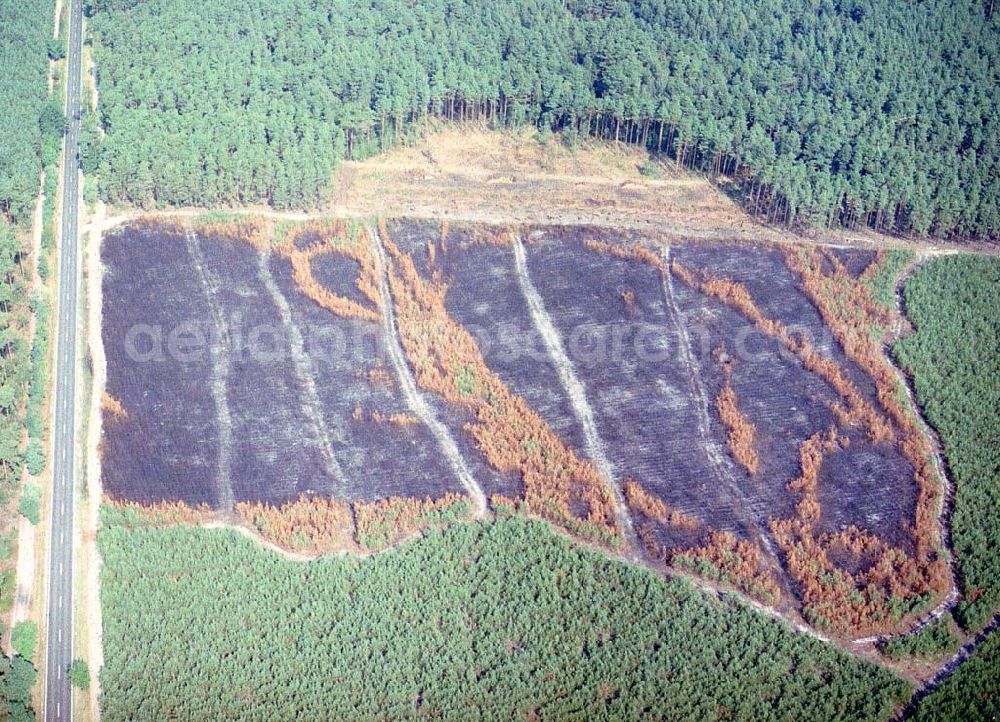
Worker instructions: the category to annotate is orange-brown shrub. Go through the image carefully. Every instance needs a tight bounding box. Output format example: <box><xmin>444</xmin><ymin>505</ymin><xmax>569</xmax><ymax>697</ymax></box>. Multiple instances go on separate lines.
<box><xmin>784</xmin><ymin>247</ymin><xmax>942</xmax><ymax>563</ymax></box>
<box><xmin>361</xmin><ymin>367</ymin><xmax>394</xmax><ymax>387</ymax></box>
<box><xmin>673</xmin><ymin>531</ymin><xmax>783</xmax><ymax>605</ymax></box>
<box><xmin>362</xmin><ymin>410</ymin><xmax>420</xmax><ymax>427</ymax></box>
<box><xmin>196</xmin><ymin>216</ymin><xmax>383</xmax><ymax>323</ymax></box>
<box><xmin>671</xmin><ymin>260</ymin><xmax>894</xmax><ymax>445</ymax></box>
<box><xmin>283</xmin><ymin>220</ymin><xmax>381</xmax><ymax>322</ymax></box>
<box><xmin>235</xmin><ymin>495</ymin><xmax>355</xmax><ymax>555</ymax></box>
<box><xmin>623</xmin><ymin>480</ymin><xmax>701</xmax><ymax>531</ymax></box>
<box><xmin>623</xmin><ymin>481</ymin><xmax>780</xmax><ymax>604</ymax></box>
<box><xmin>101</xmin><ymin>392</ymin><xmax>128</xmax><ymax>422</ymax></box>
<box><xmin>714</xmin><ymin>381</ymin><xmax>759</xmax><ymax>475</ymax></box>
<box><xmin>583</xmin><ymin>238</ymin><xmax>666</xmax><ymax>271</ymax></box>
<box><xmin>769</xmin><ymin>428</ymin><xmax>948</xmax><ymax>635</ymax></box>
<box><xmin>379</xmin><ymin>222</ymin><xmax>622</xmax><ymax>546</ymax></box>
<box><xmin>463</xmin><ymin>224</ymin><xmax>513</xmax><ymax>247</ymax></box>
<box><xmin>353</xmin><ymin>493</ymin><xmax>470</xmax><ymax>550</ymax></box>
<box><xmin>196</xmin><ymin>215</ymin><xmax>275</xmax><ymax>249</ymax></box>
<box><xmin>104</xmin><ymin>498</ymin><xmax>215</xmax><ymax>527</ymax></box>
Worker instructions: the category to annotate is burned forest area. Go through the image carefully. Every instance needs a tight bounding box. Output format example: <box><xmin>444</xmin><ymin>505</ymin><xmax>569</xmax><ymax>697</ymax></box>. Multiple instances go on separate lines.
<box><xmin>99</xmin><ymin>216</ymin><xmax>951</xmax><ymax>638</ymax></box>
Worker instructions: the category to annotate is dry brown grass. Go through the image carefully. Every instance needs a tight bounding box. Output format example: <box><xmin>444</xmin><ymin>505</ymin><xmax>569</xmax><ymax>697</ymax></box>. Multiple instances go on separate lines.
<box><xmin>330</xmin><ymin>127</ymin><xmax>792</xmax><ymax>243</ymax></box>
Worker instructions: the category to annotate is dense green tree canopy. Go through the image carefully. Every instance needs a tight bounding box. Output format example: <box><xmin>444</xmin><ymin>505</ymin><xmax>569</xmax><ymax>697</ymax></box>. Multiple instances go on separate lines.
<box><xmin>894</xmin><ymin>255</ymin><xmax>1000</xmax><ymax>630</ymax></box>
<box><xmin>99</xmin><ymin>511</ymin><xmax>911</xmax><ymax>721</ymax></box>
<box><xmin>913</xmin><ymin>628</ymin><xmax>1000</xmax><ymax>722</ymax></box>
<box><xmin>88</xmin><ymin>0</ymin><xmax>999</xmax><ymax>237</ymax></box>
<box><xmin>0</xmin><ymin>0</ymin><xmax>57</xmax><ymax>226</ymax></box>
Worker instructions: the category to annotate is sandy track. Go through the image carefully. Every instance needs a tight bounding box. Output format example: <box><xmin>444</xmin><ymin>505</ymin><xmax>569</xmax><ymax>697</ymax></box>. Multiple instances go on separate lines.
<box><xmin>183</xmin><ymin>227</ymin><xmax>236</xmax><ymax>511</ymax></box>
<box><xmin>659</xmin><ymin>247</ymin><xmax>787</xmax><ymax>576</ymax></box>
<box><xmin>511</xmin><ymin>232</ymin><xmax>641</xmax><ymax>557</ymax></box>
<box><xmin>368</xmin><ymin>225</ymin><xmax>487</xmax><ymax>516</ymax></box>
<box><xmin>257</xmin><ymin>245</ymin><xmax>350</xmax><ymax>494</ymax></box>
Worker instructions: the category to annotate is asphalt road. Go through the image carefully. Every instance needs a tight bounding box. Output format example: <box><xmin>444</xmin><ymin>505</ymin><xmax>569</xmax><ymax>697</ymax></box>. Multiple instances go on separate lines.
<box><xmin>44</xmin><ymin>0</ymin><xmax>83</xmax><ymax>718</ymax></box>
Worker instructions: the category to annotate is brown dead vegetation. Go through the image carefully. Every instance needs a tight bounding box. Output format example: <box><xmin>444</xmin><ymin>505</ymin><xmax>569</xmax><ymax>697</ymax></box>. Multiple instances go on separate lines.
<box><xmin>714</xmin><ymin>376</ymin><xmax>760</xmax><ymax>476</ymax></box>
<box><xmin>673</xmin><ymin>531</ymin><xmax>782</xmax><ymax>605</ymax></box>
<box><xmin>360</xmin><ymin>367</ymin><xmax>395</xmax><ymax>387</ymax></box>
<box><xmin>671</xmin><ymin>260</ymin><xmax>894</xmax><ymax>445</ymax></box>
<box><xmin>101</xmin><ymin>392</ymin><xmax>128</xmax><ymax>423</ymax></box>
<box><xmin>113</xmin><ymin>492</ymin><xmax>471</xmax><ymax>556</ymax></box>
<box><xmin>330</xmin><ymin>127</ymin><xmax>799</xmax><ymax>244</ymax></box>
<box><xmin>623</xmin><ymin>480</ymin><xmax>780</xmax><ymax>604</ymax></box>
<box><xmin>669</xmin><ymin>257</ymin><xmax>950</xmax><ymax>634</ymax></box>
<box><xmin>623</xmin><ymin>480</ymin><xmax>701</xmax><ymax>531</ymax></box>
<box><xmin>582</xmin><ymin>238</ymin><xmax>665</xmax><ymax>271</ymax></box>
<box><xmin>106</xmin><ymin>498</ymin><xmax>215</xmax><ymax>527</ymax></box>
<box><xmin>620</xmin><ymin>289</ymin><xmax>636</xmax><ymax>310</ymax></box>
<box><xmin>379</xmin><ymin>220</ymin><xmax>622</xmax><ymax>545</ymax></box>
<box><xmin>769</xmin><ymin>429</ymin><xmax>949</xmax><ymax>635</ymax></box>
<box><xmin>357</xmin><ymin>409</ymin><xmax>420</xmax><ymax>428</ymax></box>
<box><xmin>282</xmin><ymin>220</ymin><xmax>381</xmax><ymax>322</ymax></box>
<box><xmin>235</xmin><ymin>496</ymin><xmax>356</xmax><ymax>555</ymax></box>
<box><xmin>387</xmin><ymin>413</ymin><xmax>419</xmax><ymax>428</ymax></box>
<box><xmin>141</xmin><ymin>213</ymin><xmax>950</xmax><ymax>631</ymax></box>
<box><xmin>784</xmin><ymin>247</ymin><xmax>943</xmax><ymax>564</ymax></box>
<box><xmin>463</xmin><ymin>224</ymin><xmax>514</xmax><ymax>247</ymax></box>
<box><xmin>199</xmin><ymin>215</ymin><xmax>383</xmax><ymax>322</ymax></box>
<box><xmin>197</xmin><ymin>215</ymin><xmax>275</xmax><ymax>249</ymax></box>
<box><xmin>353</xmin><ymin>493</ymin><xmax>470</xmax><ymax>550</ymax></box>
